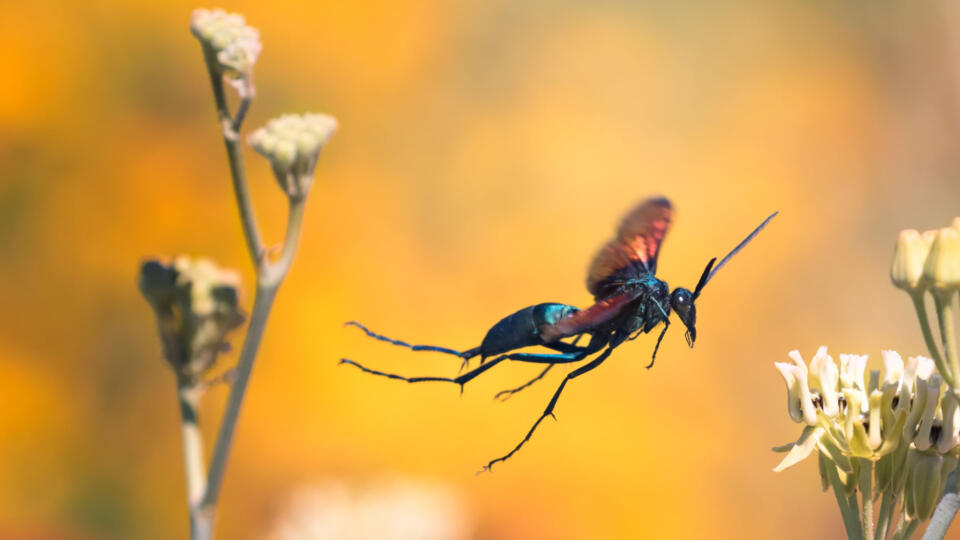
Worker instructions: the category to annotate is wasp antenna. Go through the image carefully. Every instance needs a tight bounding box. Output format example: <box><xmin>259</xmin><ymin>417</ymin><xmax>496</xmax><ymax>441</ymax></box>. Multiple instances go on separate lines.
<box><xmin>691</xmin><ymin>257</ymin><xmax>716</xmax><ymax>300</ymax></box>
<box><xmin>701</xmin><ymin>211</ymin><xmax>778</xmax><ymax>292</ymax></box>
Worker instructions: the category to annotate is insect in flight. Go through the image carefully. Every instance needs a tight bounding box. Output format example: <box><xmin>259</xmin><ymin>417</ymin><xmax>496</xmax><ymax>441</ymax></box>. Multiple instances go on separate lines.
<box><xmin>340</xmin><ymin>197</ymin><xmax>777</xmax><ymax>471</ymax></box>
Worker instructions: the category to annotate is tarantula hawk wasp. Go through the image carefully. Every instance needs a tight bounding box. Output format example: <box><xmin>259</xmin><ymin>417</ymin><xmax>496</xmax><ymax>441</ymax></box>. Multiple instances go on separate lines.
<box><xmin>340</xmin><ymin>197</ymin><xmax>777</xmax><ymax>471</ymax></box>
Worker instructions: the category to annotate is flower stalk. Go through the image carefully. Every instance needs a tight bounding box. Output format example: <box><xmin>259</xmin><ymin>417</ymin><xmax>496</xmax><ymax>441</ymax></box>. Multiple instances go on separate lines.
<box><xmin>140</xmin><ymin>10</ymin><xmax>337</xmax><ymax>539</ymax></box>
<box><xmin>192</xmin><ymin>11</ymin><xmax>335</xmax><ymax>535</ymax></box>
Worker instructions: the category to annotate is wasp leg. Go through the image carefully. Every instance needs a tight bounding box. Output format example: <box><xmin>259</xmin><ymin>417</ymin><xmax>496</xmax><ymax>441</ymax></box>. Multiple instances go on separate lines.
<box><xmin>491</xmin><ymin>342</ymin><xmax>596</xmax><ymax>401</ymax></box>
<box><xmin>480</xmin><ymin>346</ymin><xmax>615</xmax><ymax>472</ymax></box>
<box><xmin>494</xmin><ymin>364</ymin><xmax>553</xmax><ymax>402</ymax></box>
<box><xmin>345</xmin><ymin>321</ymin><xmax>481</xmax><ymax>360</ymax></box>
<box><xmin>500</xmin><ymin>351</ymin><xmax>587</xmax><ymax>364</ymax></box>
<box><xmin>646</xmin><ymin>320</ymin><xmax>669</xmax><ymax>370</ymax></box>
<box><xmin>644</xmin><ymin>299</ymin><xmax>672</xmax><ymax>370</ymax></box>
<box><xmin>339</xmin><ymin>355</ymin><xmax>506</xmax><ymax>394</ymax></box>
<box><xmin>339</xmin><ymin>350</ymin><xmax>585</xmax><ymax>394</ymax></box>
<box><xmin>541</xmin><ymin>341</ymin><xmax>590</xmax><ymax>354</ymax></box>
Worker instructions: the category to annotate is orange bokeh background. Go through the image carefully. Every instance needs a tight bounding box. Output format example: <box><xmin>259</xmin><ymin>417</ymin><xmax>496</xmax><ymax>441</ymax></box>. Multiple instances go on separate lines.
<box><xmin>3</xmin><ymin>1</ymin><xmax>960</xmax><ymax>538</ymax></box>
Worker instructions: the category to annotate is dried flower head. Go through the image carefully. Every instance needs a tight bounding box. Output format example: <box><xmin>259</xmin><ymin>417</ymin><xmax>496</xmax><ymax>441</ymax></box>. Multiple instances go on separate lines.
<box><xmin>139</xmin><ymin>256</ymin><xmax>244</xmax><ymax>381</ymax></box>
<box><xmin>248</xmin><ymin>113</ymin><xmax>338</xmax><ymax>199</ymax></box>
<box><xmin>190</xmin><ymin>8</ymin><xmax>261</xmax><ymax>98</ymax></box>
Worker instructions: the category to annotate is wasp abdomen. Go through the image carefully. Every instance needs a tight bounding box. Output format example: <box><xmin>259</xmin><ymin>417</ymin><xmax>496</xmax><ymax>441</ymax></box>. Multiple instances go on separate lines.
<box><xmin>480</xmin><ymin>303</ymin><xmax>579</xmax><ymax>359</ymax></box>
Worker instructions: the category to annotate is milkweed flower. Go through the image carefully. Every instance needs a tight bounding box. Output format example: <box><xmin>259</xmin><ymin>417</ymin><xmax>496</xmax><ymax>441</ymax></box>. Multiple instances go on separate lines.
<box><xmin>774</xmin><ymin>347</ymin><xmax>959</xmax><ymax>523</ymax></box>
<box><xmin>773</xmin><ymin>217</ymin><xmax>960</xmax><ymax>540</ymax></box>
<box><xmin>190</xmin><ymin>8</ymin><xmax>261</xmax><ymax>98</ymax></box>
<box><xmin>139</xmin><ymin>256</ymin><xmax>244</xmax><ymax>382</ymax></box>
<box><xmin>248</xmin><ymin>113</ymin><xmax>338</xmax><ymax>199</ymax></box>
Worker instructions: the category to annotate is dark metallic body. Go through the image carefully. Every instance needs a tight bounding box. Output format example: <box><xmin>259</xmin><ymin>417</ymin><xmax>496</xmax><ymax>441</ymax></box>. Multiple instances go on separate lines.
<box><xmin>480</xmin><ymin>303</ymin><xmax>580</xmax><ymax>359</ymax></box>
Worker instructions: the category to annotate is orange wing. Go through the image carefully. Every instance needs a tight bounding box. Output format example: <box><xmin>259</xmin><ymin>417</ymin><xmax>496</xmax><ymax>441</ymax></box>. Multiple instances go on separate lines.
<box><xmin>586</xmin><ymin>198</ymin><xmax>673</xmax><ymax>298</ymax></box>
<box><xmin>539</xmin><ymin>291</ymin><xmax>639</xmax><ymax>342</ymax></box>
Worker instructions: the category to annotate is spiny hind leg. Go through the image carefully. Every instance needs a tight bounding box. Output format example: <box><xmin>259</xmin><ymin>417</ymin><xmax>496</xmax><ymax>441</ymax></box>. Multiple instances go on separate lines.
<box><xmin>345</xmin><ymin>321</ymin><xmax>481</xmax><ymax>362</ymax></box>
<box><xmin>489</xmin><ymin>339</ymin><xmax>596</xmax><ymax>400</ymax></box>
<box><xmin>340</xmin><ymin>350</ymin><xmax>585</xmax><ymax>394</ymax></box>
<box><xmin>494</xmin><ymin>364</ymin><xmax>553</xmax><ymax>402</ymax></box>
<box><xmin>339</xmin><ymin>355</ymin><xmax>506</xmax><ymax>394</ymax></box>
<box><xmin>480</xmin><ymin>346</ymin><xmax>614</xmax><ymax>472</ymax></box>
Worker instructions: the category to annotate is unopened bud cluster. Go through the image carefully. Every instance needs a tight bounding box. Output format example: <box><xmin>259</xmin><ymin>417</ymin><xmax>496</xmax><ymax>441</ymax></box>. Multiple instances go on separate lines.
<box><xmin>775</xmin><ymin>347</ymin><xmax>960</xmax><ymax>521</ymax></box>
<box><xmin>248</xmin><ymin>113</ymin><xmax>338</xmax><ymax>199</ymax></box>
<box><xmin>139</xmin><ymin>256</ymin><xmax>244</xmax><ymax>382</ymax></box>
<box><xmin>190</xmin><ymin>8</ymin><xmax>261</xmax><ymax>97</ymax></box>
<box><xmin>891</xmin><ymin>219</ymin><xmax>960</xmax><ymax>294</ymax></box>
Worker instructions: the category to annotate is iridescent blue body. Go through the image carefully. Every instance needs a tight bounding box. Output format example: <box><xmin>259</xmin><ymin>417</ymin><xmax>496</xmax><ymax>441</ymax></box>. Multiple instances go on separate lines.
<box><xmin>480</xmin><ymin>303</ymin><xmax>580</xmax><ymax>359</ymax></box>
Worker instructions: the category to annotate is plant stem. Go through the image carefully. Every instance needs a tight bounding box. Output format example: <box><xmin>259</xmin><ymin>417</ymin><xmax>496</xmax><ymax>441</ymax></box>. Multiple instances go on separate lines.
<box><xmin>922</xmin><ymin>470</ymin><xmax>960</xmax><ymax>540</ymax></box>
<box><xmin>826</xmin><ymin>460</ymin><xmax>866</xmax><ymax>540</ymax></box>
<box><xmin>265</xmin><ymin>198</ymin><xmax>306</xmax><ymax>283</ymax></box>
<box><xmin>911</xmin><ymin>292</ymin><xmax>954</xmax><ymax>388</ymax></box>
<box><xmin>177</xmin><ymin>380</ymin><xmax>209</xmax><ymax>539</ymax></box>
<box><xmin>192</xmin><ymin>45</ymin><xmax>311</xmax><ymax>539</ymax></box>
<box><xmin>200</xmin><ymin>46</ymin><xmax>264</xmax><ymax>264</ymax></box>
<box><xmin>892</xmin><ymin>512</ymin><xmax>907</xmax><ymax>540</ymax></box>
<box><xmin>197</xmin><ymin>197</ymin><xmax>307</xmax><ymax>534</ymax></box>
<box><xmin>897</xmin><ymin>519</ymin><xmax>920</xmax><ymax>540</ymax></box>
<box><xmin>934</xmin><ymin>290</ymin><xmax>960</xmax><ymax>389</ymax></box>
<box><xmin>200</xmin><ymin>283</ymin><xmax>278</xmax><ymax>513</ymax></box>
<box><xmin>861</xmin><ymin>459</ymin><xmax>875</xmax><ymax>540</ymax></box>
<box><xmin>876</xmin><ymin>490</ymin><xmax>895</xmax><ymax>540</ymax></box>
<box><xmin>232</xmin><ymin>97</ymin><xmax>252</xmax><ymax>134</ymax></box>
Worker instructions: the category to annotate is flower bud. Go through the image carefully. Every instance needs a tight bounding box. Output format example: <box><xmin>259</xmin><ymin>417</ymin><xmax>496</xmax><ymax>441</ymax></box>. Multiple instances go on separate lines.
<box><xmin>923</xmin><ymin>227</ymin><xmax>960</xmax><ymax>290</ymax></box>
<box><xmin>892</xmin><ymin>229</ymin><xmax>933</xmax><ymax>291</ymax></box>
<box><xmin>139</xmin><ymin>256</ymin><xmax>244</xmax><ymax>381</ymax></box>
<box><xmin>249</xmin><ymin>113</ymin><xmax>338</xmax><ymax>199</ymax></box>
<box><xmin>190</xmin><ymin>9</ymin><xmax>261</xmax><ymax>97</ymax></box>
<box><xmin>907</xmin><ymin>449</ymin><xmax>944</xmax><ymax>521</ymax></box>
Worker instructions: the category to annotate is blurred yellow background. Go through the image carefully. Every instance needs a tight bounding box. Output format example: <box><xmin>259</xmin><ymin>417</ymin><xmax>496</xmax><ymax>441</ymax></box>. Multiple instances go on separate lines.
<box><xmin>3</xmin><ymin>1</ymin><xmax>960</xmax><ymax>538</ymax></box>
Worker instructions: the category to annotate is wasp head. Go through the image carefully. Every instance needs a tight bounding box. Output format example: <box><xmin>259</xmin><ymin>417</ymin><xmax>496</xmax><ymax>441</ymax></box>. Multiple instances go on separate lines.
<box><xmin>669</xmin><ymin>287</ymin><xmax>696</xmax><ymax>347</ymax></box>
<box><xmin>672</xmin><ymin>257</ymin><xmax>718</xmax><ymax>348</ymax></box>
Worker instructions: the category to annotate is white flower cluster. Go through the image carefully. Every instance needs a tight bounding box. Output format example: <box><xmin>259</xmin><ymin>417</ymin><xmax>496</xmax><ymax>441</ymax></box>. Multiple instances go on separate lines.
<box><xmin>248</xmin><ymin>113</ymin><xmax>338</xmax><ymax>198</ymax></box>
<box><xmin>190</xmin><ymin>9</ymin><xmax>262</xmax><ymax>97</ymax></box>
<box><xmin>775</xmin><ymin>347</ymin><xmax>959</xmax><ymax>521</ymax></box>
